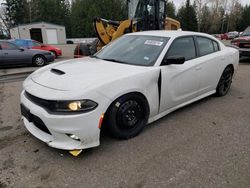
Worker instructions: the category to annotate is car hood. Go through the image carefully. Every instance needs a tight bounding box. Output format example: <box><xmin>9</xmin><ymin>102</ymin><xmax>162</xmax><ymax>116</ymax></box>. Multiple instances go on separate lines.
<box><xmin>29</xmin><ymin>49</ymin><xmax>51</xmax><ymax>54</ymax></box>
<box><xmin>29</xmin><ymin>57</ymin><xmax>152</xmax><ymax>91</ymax></box>
<box><xmin>232</xmin><ymin>36</ymin><xmax>250</xmax><ymax>42</ymax></box>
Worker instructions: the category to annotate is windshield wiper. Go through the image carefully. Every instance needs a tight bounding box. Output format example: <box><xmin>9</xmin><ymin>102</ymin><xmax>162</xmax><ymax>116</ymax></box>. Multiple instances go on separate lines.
<box><xmin>90</xmin><ymin>55</ymin><xmax>99</xmax><ymax>59</ymax></box>
<box><xmin>102</xmin><ymin>58</ymin><xmax>125</xmax><ymax>63</ymax></box>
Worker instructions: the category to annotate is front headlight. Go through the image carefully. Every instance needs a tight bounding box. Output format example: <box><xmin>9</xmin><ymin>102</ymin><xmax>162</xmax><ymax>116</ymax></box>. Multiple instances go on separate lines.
<box><xmin>53</xmin><ymin>100</ymin><xmax>98</xmax><ymax>113</ymax></box>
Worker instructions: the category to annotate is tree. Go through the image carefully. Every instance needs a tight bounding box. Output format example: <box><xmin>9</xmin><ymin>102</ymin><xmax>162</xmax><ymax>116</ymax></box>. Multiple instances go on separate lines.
<box><xmin>237</xmin><ymin>5</ymin><xmax>250</xmax><ymax>31</ymax></box>
<box><xmin>2</xmin><ymin>0</ymin><xmax>29</xmax><ymax>27</ymax></box>
<box><xmin>70</xmin><ymin>0</ymin><xmax>127</xmax><ymax>38</ymax></box>
<box><xmin>177</xmin><ymin>0</ymin><xmax>198</xmax><ymax>31</ymax></box>
<box><xmin>166</xmin><ymin>1</ymin><xmax>176</xmax><ymax>19</ymax></box>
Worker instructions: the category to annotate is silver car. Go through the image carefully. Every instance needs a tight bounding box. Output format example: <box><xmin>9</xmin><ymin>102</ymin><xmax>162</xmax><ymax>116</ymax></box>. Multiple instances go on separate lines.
<box><xmin>0</xmin><ymin>40</ymin><xmax>55</xmax><ymax>67</ymax></box>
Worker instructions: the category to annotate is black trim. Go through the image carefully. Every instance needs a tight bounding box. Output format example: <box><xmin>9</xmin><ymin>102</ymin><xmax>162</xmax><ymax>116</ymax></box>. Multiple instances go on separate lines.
<box><xmin>157</xmin><ymin>70</ymin><xmax>162</xmax><ymax>112</ymax></box>
<box><xmin>21</xmin><ymin>104</ymin><xmax>51</xmax><ymax>135</ymax></box>
<box><xmin>24</xmin><ymin>91</ymin><xmax>98</xmax><ymax>115</ymax></box>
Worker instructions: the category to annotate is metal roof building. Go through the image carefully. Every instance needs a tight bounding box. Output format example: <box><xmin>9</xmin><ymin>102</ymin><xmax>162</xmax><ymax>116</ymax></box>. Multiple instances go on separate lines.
<box><xmin>10</xmin><ymin>22</ymin><xmax>66</xmax><ymax>44</ymax></box>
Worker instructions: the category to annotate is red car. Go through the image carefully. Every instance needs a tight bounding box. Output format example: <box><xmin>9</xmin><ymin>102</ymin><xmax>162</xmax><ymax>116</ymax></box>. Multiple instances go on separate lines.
<box><xmin>220</xmin><ymin>33</ymin><xmax>229</xmax><ymax>40</ymax></box>
<box><xmin>231</xmin><ymin>26</ymin><xmax>250</xmax><ymax>57</ymax></box>
<box><xmin>12</xmin><ymin>39</ymin><xmax>62</xmax><ymax>58</ymax></box>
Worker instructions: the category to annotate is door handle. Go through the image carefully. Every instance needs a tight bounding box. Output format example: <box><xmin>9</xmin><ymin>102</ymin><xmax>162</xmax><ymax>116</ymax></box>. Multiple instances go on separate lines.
<box><xmin>4</xmin><ymin>53</ymin><xmax>8</xmax><ymax>55</ymax></box>
<box><xmin>195</xmin><ymin>66</ymin><xmax>201</xmax><ymax>71</ymax></box>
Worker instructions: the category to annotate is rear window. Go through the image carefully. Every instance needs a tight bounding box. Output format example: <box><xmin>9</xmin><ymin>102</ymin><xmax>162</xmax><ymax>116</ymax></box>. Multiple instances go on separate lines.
<box><xmin>197</xmin><ymin>37</ymin><xmax>214</xmax><ymax>56</ymax></box>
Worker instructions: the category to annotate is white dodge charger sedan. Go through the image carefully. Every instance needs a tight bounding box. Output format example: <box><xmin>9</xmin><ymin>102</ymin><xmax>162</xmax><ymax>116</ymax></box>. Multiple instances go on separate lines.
<box><xmin>20</xmin><ymin>31</ymin><xmax>239</xmax><ymax>151</ymax></box>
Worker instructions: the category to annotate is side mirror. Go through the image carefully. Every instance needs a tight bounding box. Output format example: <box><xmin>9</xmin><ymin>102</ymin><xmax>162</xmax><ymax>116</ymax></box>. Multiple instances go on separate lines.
<box><xmin>162</xmin><ymin>55</ymin><xmax>185</xmax><ymax>66</ymax></box>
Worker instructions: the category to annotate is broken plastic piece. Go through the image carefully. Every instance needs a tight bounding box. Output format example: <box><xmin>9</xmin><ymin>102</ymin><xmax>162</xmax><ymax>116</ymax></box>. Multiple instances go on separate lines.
<box><xmin>69</xmin><ymin>150</ymin><xmax>83</xmax><ymax>157</ymax></box>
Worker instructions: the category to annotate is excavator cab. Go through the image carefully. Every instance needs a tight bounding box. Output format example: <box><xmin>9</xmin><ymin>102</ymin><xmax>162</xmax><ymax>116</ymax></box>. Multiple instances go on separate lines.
<box><xmin>128</xmin><ymin>0</ymin><xmax>166</xmax><ymax>31</ymax></box>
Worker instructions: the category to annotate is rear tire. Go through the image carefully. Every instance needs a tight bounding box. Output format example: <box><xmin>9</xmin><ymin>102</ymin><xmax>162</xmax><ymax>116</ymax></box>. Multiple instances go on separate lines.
<box><xmin>33</xmin><ymin>55</ymin><xmax>46</xmax><ymax>67</ymax></box>
<box><xmin>106</xmin><ymin>93</ymin><xmax>149</xmax><ymax>139</ymax></box>
<box><xmin>216</xmin><ymin>66</ymin><xmax>234</xmax><ymax>96</ymax></box>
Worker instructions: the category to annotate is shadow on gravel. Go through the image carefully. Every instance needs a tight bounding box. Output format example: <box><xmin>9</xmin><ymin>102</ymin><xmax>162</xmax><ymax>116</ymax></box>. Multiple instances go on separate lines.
<box><xmin>239</xmin><ymin>57</ymin><xmax>250</xmax><ymax>63</ymax></box>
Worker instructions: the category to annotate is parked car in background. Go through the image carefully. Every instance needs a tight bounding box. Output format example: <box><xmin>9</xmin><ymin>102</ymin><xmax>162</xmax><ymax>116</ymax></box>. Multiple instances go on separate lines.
<box><xmin>10</xmin><ymin>39</ymin><xmax>62</xmax><ymax>58</ymax></box>
<box><xmin>74</xmin><ymin>38</ymin><xmax>99</xmax><ymax>58</ymax></box>
<box><xmin>220</xmin><ymin>33</ymin><xmax>229</xmax><ymax>40</ymax></box>
<box><xmin>231</xmin><ymin>26</ymin><xmax>250</xmax><ymax>57</ymax></box>
<box><xmin>227</xmin><ymin>31</ymin><xmax>239</xmax><ymax>39</ymax></box>
<box><xmin>21</xmin><ymin>31</ymin><xmax>239</xmax><ymax>152</ymax></box>
<box><xmin>0</xmin><ymin>40</ymin><xmax>55</xmax><ymax>67</ymax></box>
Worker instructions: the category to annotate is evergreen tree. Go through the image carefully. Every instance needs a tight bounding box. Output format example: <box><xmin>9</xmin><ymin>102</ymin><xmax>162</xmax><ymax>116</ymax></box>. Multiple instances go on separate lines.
<box><xmin>166</xmin><ymin>1</ymin><xmax>176</xmax><ymax>19</ymax></box>
<box><xmin>70</xmin><ymin>0</ymin><xmax>127</xmax><ymax>38</ymax></box>
<box><xmin>237</xmin><ymin>5</ymin><xmax>250</xmax><ymax>31</ymax></box>
<box><xmin>177</xmin><ymin>0</ymin><xmax>198</xmax><ymax>31</ymax></box>
<box><xmin>2</xmin><ymin>0</ymin><xmax>29</xmax><ymax>27</ymax></box>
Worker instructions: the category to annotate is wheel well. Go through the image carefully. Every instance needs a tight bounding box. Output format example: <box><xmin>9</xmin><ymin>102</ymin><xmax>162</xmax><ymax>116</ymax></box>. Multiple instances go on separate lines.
<box><xmin>101</xmin><ymin>92</ymin><xmax>150</xmax><ymax>131</ymax></box>
<box><xmin>227</xmin><ymin>64</ymin><xmax>234</xmax><ymax>74</ymax></box>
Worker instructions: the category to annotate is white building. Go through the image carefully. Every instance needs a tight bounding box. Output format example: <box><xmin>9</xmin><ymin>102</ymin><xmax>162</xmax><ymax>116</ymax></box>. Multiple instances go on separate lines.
<box><xmin>10</xmin><ymin>22</ymin><xmax>66</xmax><ymax>44</ymax></box>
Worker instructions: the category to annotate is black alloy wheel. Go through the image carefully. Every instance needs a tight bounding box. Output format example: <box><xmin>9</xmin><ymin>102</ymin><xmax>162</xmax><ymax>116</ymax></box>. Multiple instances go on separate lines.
<box><xmin>216</xmin><ymin>66</ymin><xmax>234</xmax><ymax>96</ymax></box>
<box><xmin>106</xmin><ymin>93</ymin><xmax>149</xmax><ymax>139</ymax></box>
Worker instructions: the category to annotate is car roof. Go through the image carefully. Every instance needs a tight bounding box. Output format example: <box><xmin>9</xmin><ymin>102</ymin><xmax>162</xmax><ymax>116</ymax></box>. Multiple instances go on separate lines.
<box><xmin>13</xmin><ymin>39</ymin><xmax>32</xmax><ymax>41</ymax></box>
<box><xmin>127</xmin><ymin>30</ymin><xmax>215</xmax><ymax>39</ymax></box>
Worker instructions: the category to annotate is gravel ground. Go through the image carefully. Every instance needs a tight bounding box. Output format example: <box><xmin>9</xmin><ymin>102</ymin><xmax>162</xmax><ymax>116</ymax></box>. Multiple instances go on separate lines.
<box><xmin>0</xmin><ymin>45</ymin><xmax>250</xmax><ymax>188</ymax></box>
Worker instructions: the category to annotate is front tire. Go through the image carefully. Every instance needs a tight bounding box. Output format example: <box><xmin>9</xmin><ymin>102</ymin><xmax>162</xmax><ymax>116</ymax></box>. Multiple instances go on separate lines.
<box><xmin>216</xmin><ymin>66</ymin><xmax>234</xmax><ymax>96</ymax></box>
<box><xmin>33</xmin><ymin>55</ymin><xmax>46</xmax><ymax>67</ymax></box>
<box><xmin>106</xmin><ymin>93</ymin><xmax>149</xmax><ymax>139</ymax></box>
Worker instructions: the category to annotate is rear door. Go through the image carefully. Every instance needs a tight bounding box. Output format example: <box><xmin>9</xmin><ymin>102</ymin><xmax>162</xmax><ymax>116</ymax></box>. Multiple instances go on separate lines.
<box><xmin>195</xmin><ymin>37</ymin><xmax>226</xmax><ymax>94</ymax></box>
<box><xmin>0</xmin><ymin>41</ymin><xmax>30</xmax><ymax>65</ymax></box>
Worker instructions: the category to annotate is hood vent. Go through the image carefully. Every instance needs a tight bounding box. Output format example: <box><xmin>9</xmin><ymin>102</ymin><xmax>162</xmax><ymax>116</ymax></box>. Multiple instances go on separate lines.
<box><xmin>50</xmin><ymin>68</ymin><xmax>65</xmax><ymax>75</ymax></box>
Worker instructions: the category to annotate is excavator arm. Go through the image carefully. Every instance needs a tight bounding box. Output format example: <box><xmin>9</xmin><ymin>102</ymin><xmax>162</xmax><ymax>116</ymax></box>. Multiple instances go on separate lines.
<box><xmin>94</xmin><ymin>17</ymin><xmax>134</xmax><ymax>47</ymax></box>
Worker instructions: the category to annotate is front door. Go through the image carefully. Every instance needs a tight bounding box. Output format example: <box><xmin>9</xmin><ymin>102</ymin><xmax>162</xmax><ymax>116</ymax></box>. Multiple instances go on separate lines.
<box><xmin>159</xmin><ymin>36</ymin><xmax>201</xmax><ymax>112</ymax></box>
<box><xmin>0</xmin><ymin>41</ymin><xmax>29</xmax><ymax>65</ymax></box>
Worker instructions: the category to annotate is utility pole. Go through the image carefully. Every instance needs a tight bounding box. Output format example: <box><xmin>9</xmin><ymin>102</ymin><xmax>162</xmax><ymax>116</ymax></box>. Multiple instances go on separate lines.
<box><xmin>27</xmin><ymin>0</ymin><xmax>32</xmax><ymax>23</ymax></box>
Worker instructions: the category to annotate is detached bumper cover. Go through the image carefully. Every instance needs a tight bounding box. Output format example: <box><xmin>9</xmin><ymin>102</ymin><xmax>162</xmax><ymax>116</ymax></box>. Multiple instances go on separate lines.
<box><xmin>20</xmin><ymin>90</ymin><xmax>105</xmax><ymax>150</ymax></box>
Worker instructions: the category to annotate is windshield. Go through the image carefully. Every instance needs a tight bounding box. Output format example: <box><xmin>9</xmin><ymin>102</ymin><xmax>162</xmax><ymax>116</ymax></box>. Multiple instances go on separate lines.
<box><xmin>95</xmin><ymin>35</ymin><xmax>169</xmax><ymax>66</ymax></box>
<box><xmin>242</xmin><ymin>27</ymin><xmax>250</xmax><ymax>36</ymax></box>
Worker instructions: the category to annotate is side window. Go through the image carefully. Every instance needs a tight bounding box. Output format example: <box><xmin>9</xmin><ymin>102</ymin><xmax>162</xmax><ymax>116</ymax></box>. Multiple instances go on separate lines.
<box><xmin>28</xmin><ymin>41</ymin><xmax>34</xmax><ymax>48</ymax></box>
<box><xmin>167</xmin><ymin>37</ymin><xmax>196</xmax><ymax>61</ymax></box>
<box><xmin>213</xmin><ymin>41</ymin><xmax>220</xmax><ymax>52</ymax></box>
<box><xmin>197</xmin><ymin>37</ymin><xmax>214</xmax><ymax>56</ymax></box>
<box><xmin>31</xmin><ymin>41</ymin><xmax>41</xmax><ymax>47</ymax></box>
<box><xmin>0</xmin><ymin>42</ymin><xmax>19</xmax><ymax>50</ymax></box>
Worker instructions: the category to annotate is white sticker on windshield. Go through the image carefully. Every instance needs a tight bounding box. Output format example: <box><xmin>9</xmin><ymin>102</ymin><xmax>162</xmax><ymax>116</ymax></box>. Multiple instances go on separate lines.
<box><xmin>144</xmin><ymin>40</ymin><xmax>163</xmax><ymax>46</ymax></box>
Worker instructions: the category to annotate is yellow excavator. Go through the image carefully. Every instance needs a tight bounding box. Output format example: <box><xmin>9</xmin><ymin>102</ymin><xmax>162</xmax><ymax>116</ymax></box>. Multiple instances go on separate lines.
<box><xmin>74</xmin><ymin>0</ymin><xmax>180</xmax><ymax>57</ymax></box>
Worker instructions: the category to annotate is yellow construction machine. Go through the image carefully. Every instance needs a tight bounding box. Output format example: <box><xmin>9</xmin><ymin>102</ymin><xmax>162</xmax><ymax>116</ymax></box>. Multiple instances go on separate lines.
<box><xmin>74</xmin><ymin>0</ymin><xmax>180</xmax><ymax>57</ymax></box>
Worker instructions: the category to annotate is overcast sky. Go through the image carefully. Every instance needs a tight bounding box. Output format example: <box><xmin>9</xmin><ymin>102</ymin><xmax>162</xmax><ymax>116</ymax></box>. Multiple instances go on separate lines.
<box><xmin>0</xmin><ymin>0</ymin><xmax>249</xmax><ymax>10</ymax></box>
<box><xmin>172</xmin><ymin>0</ymin><xmax>249</xmax><ymax>9</ymax></box>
